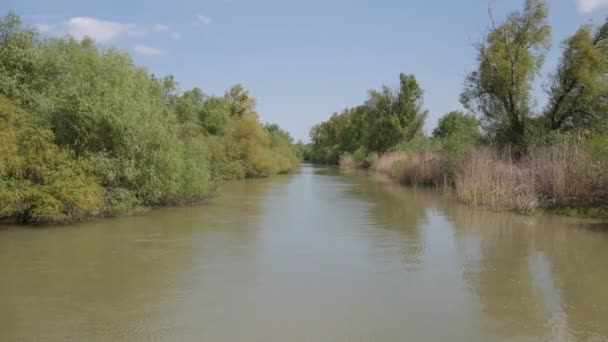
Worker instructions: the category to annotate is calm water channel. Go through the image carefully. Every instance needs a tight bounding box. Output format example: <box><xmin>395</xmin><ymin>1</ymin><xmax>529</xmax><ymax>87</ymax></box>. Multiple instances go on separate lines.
<box><xmin>1</xmin><ymin>164</ymin><xmax>607</xmax><ymax>341</ymax></box>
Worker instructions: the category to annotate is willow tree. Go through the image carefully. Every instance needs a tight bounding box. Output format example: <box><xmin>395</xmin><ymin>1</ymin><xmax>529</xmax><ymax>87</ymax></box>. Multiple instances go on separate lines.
<box><xmin>0</xmin><ymin>12</ymin><xmax>40</xmax><ymax>109</ymax></box>
<box><xmin>544</xmin><ymin>19</ymin><xmax>608</xmax><ymax>131</ymax></box>
<box><xmin>433</xmin><ymin>111</ymin><xmax>480</xmax><ymax>143</ymax></box>
<box><xmin>461</xmin><ymin>0</ymin><xmax>551</xmax><ymax>149</ymax></box>
<box><xmin>364</xmin><ymin>73</ymin><xmax>427</xmax><ymax>152</ymax></box>
<box><xmin>225</xmin><ymin>84</ymin><xmax>257</xmax><ymax>118</ymax></box>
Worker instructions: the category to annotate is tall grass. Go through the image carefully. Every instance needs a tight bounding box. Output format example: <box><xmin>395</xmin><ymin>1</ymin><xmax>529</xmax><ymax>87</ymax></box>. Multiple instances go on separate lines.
<box><xmin>339</xmin><ymin>153</ymin><xmax>357</xmax><ymax>170</ymax></box>
<box><xmin>455</xmin><ymin>148</ymin><xmax>537</xmax><ymax>213</ymax></box>
<box><xmin>372</xmin><ymin>151</ymin><xmax>449</xmax><ymax>187</ymax></box>
<box><xmin>372</xmin><ymin>141</ymin><xmax>608</xmax><ymax>215</ymax></box>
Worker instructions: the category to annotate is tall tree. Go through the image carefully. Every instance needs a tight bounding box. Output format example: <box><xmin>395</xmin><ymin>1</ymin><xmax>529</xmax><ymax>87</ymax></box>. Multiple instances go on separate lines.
<box><xmin>0</xmin><ymin>12</ymin><xmax>40</xmax><ymax>108</ymax></box>
<box><xmin>544</xmin><ymin>19</ymin><xmax>608</xmax><ymax>131</ymax></box>
<box><xmin>225</xmin><ymin>84</ymin><xmax>256</xmax><ymax>118</ymax></box>
<box><xmin>175</xmin><ymin>87</ymin><xmax>206</xmax><ymax>123</ymax></box>
<box><xmin>433</xmin><ymin>111</ymin><xmax>480</xmax><ymax>144</ymax></box>
<box><xmin>364</xmin><ymin>73</ymin><xmax>427</xmax><ymax>152</ymax></box>
<box><xmin>461</xmin><ymin>0</ymin><xmax>551</xmax><ymax>149</ymax></box>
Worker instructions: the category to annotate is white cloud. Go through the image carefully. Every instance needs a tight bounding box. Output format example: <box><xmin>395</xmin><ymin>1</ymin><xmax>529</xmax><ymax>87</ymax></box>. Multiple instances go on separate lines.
<box><xmin>578</xmin><ymin>0</ymin><xmax>608</xmax><ymax>12</ymax></box>
<box><xmin>196</xmin><ymin>14</ymin><xmax>212</xmax><ymax>25</ymax></box>
<box><xmin>65</xmin><ymin>17</ymin><xmax>137</xmax><ymax>43</ymax></box>
<box><xmin>170</xmin><ymin>32</ymin><xmax>182</xmax><ymax>40</ymax></box>
<box><xmin>35</xmin><ymin>17</ymin><xmax>174</xmax><ymax>43</ymax></box>
<box><xmin>134</xmin><ymin>44</ymin><xmax>166</xmax><ymax>56</ymax></box>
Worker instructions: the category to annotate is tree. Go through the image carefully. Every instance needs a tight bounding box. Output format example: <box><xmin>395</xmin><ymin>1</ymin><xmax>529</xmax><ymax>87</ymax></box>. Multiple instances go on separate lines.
<box><xmin>0</xmin><ymin>12</ymin><xmax>40</xmax><ymax>109</ymax></box>
<box><xmin>199</xmin><ymin>96</ymin><xmax>231</xmax><ymax>135</ymax></box>
<box><xmin>175</xmin><ymin>87</ymin><xmax>206</xmax><ymax>123</ymax></box>
<box><xmin>461</xmin><ymin>0</ymin><xmax>551</xmax><ymax>149</ymax></box>
<box><xmin>364</xmin><ymin>73</ymin><xmax>427</xmax><ymax>152</ymax></box>
<box><xmin>433</xmin><ymin>111</ymin><xmax>480</xmax><ymax>144</ymax></box>
<box><xmin>0</xmin><ymin>13</ymin><xmax>299</xmax><ymax>223</ymax></box>
<box><xmin>544</xmin><ymin>19</ymin><xmax>608</xmax><ymax>131</ymax></box>
<box><xmin>0</xmin><ymin>97</ymin><xmax>103</xmax><ymax>223</ymax></box>
<box><xmin>225</xmin><ymin>84</ymin><xmax>256</xmax><ymax>118</ymax></box>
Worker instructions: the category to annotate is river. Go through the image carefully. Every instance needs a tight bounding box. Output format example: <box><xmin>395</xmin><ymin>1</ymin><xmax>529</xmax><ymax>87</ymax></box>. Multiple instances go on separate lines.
<box><xmin>1</xmin><ymin>164</ymin><xmax>607</xmax><ymax>341</ymax></box>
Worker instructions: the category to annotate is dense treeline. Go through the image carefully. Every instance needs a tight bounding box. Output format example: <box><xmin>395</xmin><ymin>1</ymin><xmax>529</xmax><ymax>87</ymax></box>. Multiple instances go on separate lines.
<box><xmin>0</xmin><ymin>13</ymin><xmax>299</xmax><ymax>224</ymax></box>
<box><xmin>309</xmin><ymin>73</ymin><xmax>427</xmax><ymax>164</ymax></box>
<box><xmin>310</xmin><ymin>0</ymin><xmax>608</xmax><ymax>216</ymax></box>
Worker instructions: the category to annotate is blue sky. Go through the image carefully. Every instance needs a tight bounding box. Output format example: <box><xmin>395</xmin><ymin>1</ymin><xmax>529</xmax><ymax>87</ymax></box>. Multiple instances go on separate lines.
<box><xmin>5</xmin><ymin>0</ymin><xmax>608</xmax><ymax>141</ymax></box>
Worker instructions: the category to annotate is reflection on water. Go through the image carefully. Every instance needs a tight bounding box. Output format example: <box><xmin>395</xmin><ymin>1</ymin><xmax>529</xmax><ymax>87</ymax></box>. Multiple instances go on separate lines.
<box><xmin>0</xmin><ymin>164</ymin><xmax>607</xmax><ymax>341</ymax></box>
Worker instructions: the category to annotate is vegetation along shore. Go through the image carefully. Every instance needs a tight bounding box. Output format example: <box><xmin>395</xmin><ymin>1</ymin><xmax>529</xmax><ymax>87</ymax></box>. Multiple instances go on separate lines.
<box><xmin>0</xmin><ymin>13</ymin><xmax>304</xmax><ymax>224</ymax></box>
<box><xmin>307</xmin><ymin>0</ymin><xmax>608</xmax><ymax>218</ymax></box>
<box><xmin>2</xmin><ymin>0</ymin><xmax>608</xmax><ymax>224</ymax></box>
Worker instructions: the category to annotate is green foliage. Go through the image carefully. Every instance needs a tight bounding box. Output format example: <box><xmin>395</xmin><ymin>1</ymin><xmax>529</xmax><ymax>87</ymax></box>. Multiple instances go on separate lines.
<box><xmin>0</xmin><ymin>12</ymin><xmax>47</xmax><ymax>111</ymax></box>
<box><xmin>206</xmin><ymin>135</ymin><xmax>247</xmax><ymax>181</ymax></box>
<box><xmin>585</xmin><ymin>131</ymin><xmax>608</xmax><ymax>163</ymax></box>
<box><xmin>352</xmin><ymin>146</ymin><xmax>369</xmax><ymax>164</ymax></box>
<box><xmin>292</xmin><ymin>141</ymin><xmax>311</xmax><ymax>161</ymax></box>
<box><xmin>204</xmin><ymin>118</ymin><xmax>299</xmax><ymax>181</ymax></box>
<box><xmin>433</xmin><ymin>111</ymin><xmax>480</xmax><ymax>143</ymax></box>
<box><xmin>0</xmin><ymin>13</ymin><xmax>299</xmax><ymax>224</ymax></box>
<box><xmin>309</xmin><ymin>74</ymin><xmax>428</xmax><ymax>163</ymax></box>
<box><xmin>200</xmin><ymin>96</ymin><xmax>230</xmax><ymax>135</ymax></box>
<box><xmin>176</xmin><ymin>87</ymin><xmax>206</xmax><ymax>124</ymax></box>
<box><xmin>392</xmin><ymin>136</ymin><xmax>442</xmax><ymax>154</ymax></box>
<box><xmin>0</xmin><ymin>97</ymin><xmax>103</xmax><ymax>223</ymax></box>
<box><xmin>461</xmin><ymin>0</ymin><xmax>551</xmax><ymax>150</ymax></box>
<box><xmin>364</xmin><ymin>74</ymin><xmax>427</xmax><ymax>152</ymax></box>
<box><xmin>544</xmin><ymin>19</ymin><xmax>608</xmax><ymax>131</ymax></box>
<box><xmin>225</xmin><ymin>84</ymin><xmax>257</xmax><ymax>118</ymax></box>
<box><xmin>305</xmin><ymin>0</ymin><xmax>608</xmax><ymax>216</ymax></box>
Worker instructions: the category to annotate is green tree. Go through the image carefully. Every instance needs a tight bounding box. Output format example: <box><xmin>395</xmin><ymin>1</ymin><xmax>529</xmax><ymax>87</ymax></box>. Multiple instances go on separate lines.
<box><xmin>461</xmin><ymin>0</ymin><xmax>551</xmax><ymax>149</ymax></box>
<box><xmin>364</xmin><ymin>73</ymin><xmax>427</xmax><ymax>152</ymax></box>
<box><xmin>433</xmin><ymin>111</ymin><xmax>480</xmax><ymax>144</ymax></box>
<box><xmin>544</xmin><ymin>19</ymin><xmax>608</xmax><ymax>131</ymax></box>
<box><xmin>0</xmin><ymin>12</ymin><xmax>40</xmax><ymax>109</ymax></box>
<box><xmin>0</xmin><ymin>97</ymin><xmax>103</xmax><ymax>223</ymax></box>
<box><xmin>175</xmin><ymin>87</ymin><xmax>206</xmax><ymax>124</ymax></box>
<box><xmin>225</xmin><ymin>84</ymin><xmax>257</xmax><ymax>118</ymax></box>
<box><xmin>200</xmin><ymin>96</ymin><xmax>231</xmax><ymax>135</ymax></box>
<box><xmin>0</xmin><ymin>12</ymin><xmax>299</xmax><ymax>223</ymax></box>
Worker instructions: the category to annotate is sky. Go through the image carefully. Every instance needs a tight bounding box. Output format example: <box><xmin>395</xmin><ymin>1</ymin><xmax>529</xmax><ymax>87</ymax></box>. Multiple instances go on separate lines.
<box><xmin>5</xmin><ymin>0</ymin><xmax>608</xmax><ymax>141</ymax></box>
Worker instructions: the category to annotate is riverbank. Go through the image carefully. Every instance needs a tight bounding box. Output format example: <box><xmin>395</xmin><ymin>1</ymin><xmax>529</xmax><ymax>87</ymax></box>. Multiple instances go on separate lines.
<box><xmin>306</xmin><ymin>0</ymin><xmax>608</xmax><ymax>220</ymax></box>
<box><xmin>0</xmin><ymin>13</ymin><xmax>302</xmax><ymax>225</ymax></box>
<box><xmin>340</xmin><ymin>144</ymin><xmax>608</xmax><ymax>219</ymax></box>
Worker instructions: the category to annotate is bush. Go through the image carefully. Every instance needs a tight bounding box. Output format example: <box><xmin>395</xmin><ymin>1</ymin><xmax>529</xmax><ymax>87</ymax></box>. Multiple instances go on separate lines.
<box><xmin>433</xmin><ymin>111</ymin><xmax>480</xmax><ymax>145</ymax></box>
<box><xmin>352</xmin><ymin>146</ymin><xmax>368</xmax><ymax>165</ymax></box>
<box><xmin>0</xmin><ymin>97</ymin><xmax>103</xmax><ymax>223</ymax></box>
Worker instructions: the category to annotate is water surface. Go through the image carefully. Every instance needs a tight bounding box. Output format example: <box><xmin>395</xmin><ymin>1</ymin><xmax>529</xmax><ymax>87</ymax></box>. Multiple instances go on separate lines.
<box><xmin>1</xmin><ymin>165</ymin><xmax>607</xmax><ymax>341</ymax></box>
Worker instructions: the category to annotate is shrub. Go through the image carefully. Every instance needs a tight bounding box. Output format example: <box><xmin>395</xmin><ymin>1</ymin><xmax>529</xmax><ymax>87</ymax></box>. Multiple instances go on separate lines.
<box><xmin>433</xmin><ymin>111</ymin><xmax>480</xmax><ymax>145</ymax></box>
<box><xmin>349</xmin><ymin>146</ymin><xmax>365</xmax><ymax>164</ymax></box>
<box><xmin>0</xmin><ymin>13</ymin><xmax>300</xmax><ymax>224</ymax></box>
<box><xmin>0</xmin><ymin>97</ymin><xmax>103</xmax><ymax>223</ymax></box>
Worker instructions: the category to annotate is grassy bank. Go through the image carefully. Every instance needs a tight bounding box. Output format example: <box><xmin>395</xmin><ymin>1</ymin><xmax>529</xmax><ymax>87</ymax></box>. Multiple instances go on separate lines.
<box><xmin>347</xmin><ymin>138</ymin><xmax>608</xmax><ymax>217</ymax></box>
